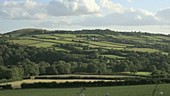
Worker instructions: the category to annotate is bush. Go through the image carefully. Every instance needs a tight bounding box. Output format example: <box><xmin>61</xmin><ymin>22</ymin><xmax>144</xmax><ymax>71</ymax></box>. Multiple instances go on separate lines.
<box><xmin>0</xmin><ymin>84</ymin><xmax>12</xmax><ymax>89</ymax></box>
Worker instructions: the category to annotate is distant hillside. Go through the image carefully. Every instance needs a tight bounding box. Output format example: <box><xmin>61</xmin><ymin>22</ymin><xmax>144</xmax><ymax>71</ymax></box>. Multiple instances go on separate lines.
<box><xmin>5</xmin><ymin>29</ymin><xmax>170</xmax><ymax>53</ymax></box>
<box><xmin>0</xmin><ymin>28</ymin><xmax>170</xmax><ymax>80</ymax></box>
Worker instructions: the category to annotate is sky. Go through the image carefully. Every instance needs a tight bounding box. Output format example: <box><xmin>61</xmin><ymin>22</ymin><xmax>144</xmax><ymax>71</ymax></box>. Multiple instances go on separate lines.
<box><xmin>0</xmin><ymin>0</ymin><xmax>170</xmax><ymax>34</ymax></box>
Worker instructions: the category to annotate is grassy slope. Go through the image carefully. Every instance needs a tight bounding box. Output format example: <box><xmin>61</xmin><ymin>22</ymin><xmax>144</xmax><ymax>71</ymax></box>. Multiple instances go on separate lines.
<box><xmin>7</xmin><ymin>29</ymin><xmax>170</xmax><ymax>59</ymax></box>
<box><xmin>8</xmin><ymin>33</ymin><xmax>167</xmax><ymax>53</ymax></box>
<box><xmin>0</xmin><ymin>84</ymin><xmax>169</xmax><ymax>96</ymax></box>
<box><xmin>126</xmin><ymin>48</ymin><xmax>160</xmax><ymax>53</ymax></box>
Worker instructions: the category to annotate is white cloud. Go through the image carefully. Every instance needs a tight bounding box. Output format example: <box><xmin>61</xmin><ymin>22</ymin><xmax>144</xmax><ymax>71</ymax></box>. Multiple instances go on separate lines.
<box><xmin>0</xmin><ymin>0</ymin><xmax>46</xmax><ymax>19</ymax></box>
<box><xmin>99</xmin><ymin>0</ymin><xmax>125</xmax><ymax>13</ymax></box>
<box><xmin>156</xmin><ymin>8</ymin><xmax>170</xmax><ymax>24</ymax></box>
<box><xmin>66</xmin><ymin>0</ymin><xmax>155</xmax><ymax>26</ymax></box>
<box><xmin>0</xmin><ymin>0</ymin><xmax>170</xmax><ymax>28</ymax></box>
<box><xmin>77</xmin><ymin>9</ymin><xmax>158</xmax><ymax>26</ymax></box>
<box><xmin>0</xmin><ymin>0</ymin><xmax>101</xmax><ymax>19</ymax></box>
<box><xmin>46</xmin><ymin>0</ymin><xmax>100</xmax><ymax>16</ymax></box>
<box><xmin>47</xmin><ymin>0</ymin><xmax>100</xmax><ymax>16</ymax></box>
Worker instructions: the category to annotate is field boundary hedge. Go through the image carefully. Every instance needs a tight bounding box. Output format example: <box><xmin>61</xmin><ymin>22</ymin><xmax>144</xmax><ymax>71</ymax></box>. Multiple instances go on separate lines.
<box><xmin>21</xmin><ymin>78</ymin><xmax>170</xmax><ymax>89</ymax></box>
<box><xmin>0</xmin><ymin>84</ymin><xmax>12</xmax><ymax>89</ymax></box>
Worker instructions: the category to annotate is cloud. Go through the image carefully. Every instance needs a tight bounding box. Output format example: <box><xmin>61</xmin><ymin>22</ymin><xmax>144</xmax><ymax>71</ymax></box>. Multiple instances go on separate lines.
<box><xmin>99</xmin><ymin>0</ymin><xmax>125</xmax><ymax>13</ymax></box>
<box><xmin>77</xmin><ymin>6</ymin><xmax>158</xmax><ymax>26</ymax></box>
<box><xmin>127</xmin><ymin>0</ymin><xmax>134</xmax><ymax>2</ymax></box>
<box><xmin>156</xmin><ymin>8</ymin><xmax>170</xmax><ymax>24</ymax></box>
<box><xmin>0</xmin><ymin>0</ymin><xmax>169</xmax><ymax>28</ymax></box>
<box><xmin>46</xmin><ymin>0</ymin><xmax>100</xmax><ymax>16</ymax></box>
<box><xmin>0</xmin><ymin>0</ymin><xmax>46</xmax><ymax>19</ymax></box>
<box><xmin>36</xmin><ymin>20</ymin><xmax>72</xmax><ymax>28</ymax></box>
<box><xmin>0</xmin><ymin>0</ymin><xmax>100</xmax><ymax>19</ymax></box>
<box><xmin>74</xmin><ymin>0</ymin><xmax>170</xmax><ymax>26</ymax></box>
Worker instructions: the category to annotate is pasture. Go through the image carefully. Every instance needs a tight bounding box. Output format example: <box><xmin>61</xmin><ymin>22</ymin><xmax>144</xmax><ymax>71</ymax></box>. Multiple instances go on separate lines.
<box><xmin>102</xmin><ymin>55</ymin><xmax>125</xmax><ymax>59</ymax></box>
<box><xmin>0</xmin><ymin>84</ymin><xmax>169</xmax><ymax>96</ymax></box>
<box><xmin>126</xmin><ymin>48</ymin><xmax>161</xmax><ymax>53</ymax></box>
<box><xmin>8</xmin><ymin>33</ymin><xmax>168</xmax><ymax>54</ymax></box>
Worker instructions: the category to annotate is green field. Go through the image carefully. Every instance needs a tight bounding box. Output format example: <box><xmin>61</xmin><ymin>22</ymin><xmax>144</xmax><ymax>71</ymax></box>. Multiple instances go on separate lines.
<box><xmin>102</xmin><ymin>55</ymin><xmax>125</xmax><ymax>59</ymax></box>
<box><xmin>122</xmin><ymin>72</ymin><xmax>151</xmax><ymax>76</ymax></box>
<box><xmin>0</xmin><ymin>84</ymin><xmax>169</xmax><ymax>96</ymax></box>
<box><xmin>9</xmin><ymin>39</ymin><xmax>42</xmax><ymax>45</ymax></box>
<box><xmin>8</xmin><ymin>32</ymin><xmax>169</xmax><ymax>54</ymax></box>
<box><xmin>126</xmin><ymin>48</ymin><xmax>161</xmax><ymax>53</ymax></box>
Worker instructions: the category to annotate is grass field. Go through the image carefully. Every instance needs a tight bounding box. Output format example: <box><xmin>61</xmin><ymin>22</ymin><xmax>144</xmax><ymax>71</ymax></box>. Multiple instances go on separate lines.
<box><xmin>122</xmin><ymin>72</ymin><xmax>151</xmax><ymax>76</ymax></box>
<box><xmin>9</xmin><ymin>39</ymin><xmax>42</xmax><ymax>45</ymax></box>
<box><xmin>102</xmin><ymin>55</ymin><xmax>125</xmax><ymax>59</ymax></box>
<box><xmin>126</xmin><ymin>48</ymin><xmax>161</xmax><ymax>53</ymax></box>
<box><xmin>0</xmin><ymin>84</ymin><xmax>169</xmax><ymax>96</ymax></box>
<box><xmin>8</xmin><ymin>33</ymin><xmax>169</xmax><ymax>54</ymax></box>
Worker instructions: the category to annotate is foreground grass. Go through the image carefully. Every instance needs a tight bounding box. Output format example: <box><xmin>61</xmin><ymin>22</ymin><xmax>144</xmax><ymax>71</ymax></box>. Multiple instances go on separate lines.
<box><xmin>0</xmin><ymin>84</ymin><xmax>169</xmax><ymax>96</ymax></box>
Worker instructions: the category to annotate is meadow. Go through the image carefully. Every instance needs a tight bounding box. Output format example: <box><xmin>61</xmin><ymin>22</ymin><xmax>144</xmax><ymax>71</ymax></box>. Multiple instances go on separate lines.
<box><xmin>0</xmin><ymin>84</ymin><xmax>169</xmax><ymax>96</ymax></box>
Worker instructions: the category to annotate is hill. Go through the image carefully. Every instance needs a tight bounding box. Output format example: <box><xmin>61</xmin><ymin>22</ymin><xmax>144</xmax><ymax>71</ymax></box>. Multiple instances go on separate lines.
<box><xmin>5</xmin><ymin>29</ymin><xmax>170</xmax><ymax>53</ymax></box>
<box><xmin>0</xmin><ymin>29</ymin><xmax>170</xmax><ymax>80</ymax></box>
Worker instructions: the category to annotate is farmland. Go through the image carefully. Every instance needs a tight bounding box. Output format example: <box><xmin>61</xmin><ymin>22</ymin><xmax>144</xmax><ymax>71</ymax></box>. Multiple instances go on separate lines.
<box><xmin>0</xmin><ymin>84</ymin><xmax>169</xmax><ymax>96</ymax></box>
<box><xmin>0</xmin><ymin>29</ymin><xmax>169</xmax><ymax>77</ymax></box>
<box><xmin>7</xmin><ymin>30</ymin><xmax>169</xmax><ymax>54</ymax></box>
<box><xmin>1</xmin><ymin>29</ymin><xmax>170</xmax><ymax>93</ymax></box>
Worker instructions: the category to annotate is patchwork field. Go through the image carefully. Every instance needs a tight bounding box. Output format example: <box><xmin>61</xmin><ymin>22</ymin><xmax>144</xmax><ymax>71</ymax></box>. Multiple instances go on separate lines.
<box><xmin>8</xmin><ymin>33</ymin><xmax>168</xmax><ymax>54</ymax></box>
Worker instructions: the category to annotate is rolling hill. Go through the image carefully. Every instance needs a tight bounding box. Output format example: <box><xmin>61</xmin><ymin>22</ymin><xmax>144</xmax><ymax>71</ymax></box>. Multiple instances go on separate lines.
<box><xmin>0</xmin><ymin>29</ymin><xmax>170</xmax><ymax>81</ymax></box>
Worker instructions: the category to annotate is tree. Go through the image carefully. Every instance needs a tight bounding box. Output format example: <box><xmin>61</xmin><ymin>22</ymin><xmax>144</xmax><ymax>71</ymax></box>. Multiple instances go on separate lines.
<box><xmin>56</xmin><ymin>61</ymin><xmax>71</xmax><ymax>74</ymax></box>
<box><xmin>74</xmin><ymin>62</ymin><xmax>87</xmax><ymax>73</ymax></box>
<box><xmin>151</xmin><ymin>70</ymin><xmax>167</xmax><ymax>78</ymax></box>
<box><xmin>129</xmin><ymin>63</ymin><xmax>138</xmax><ymax>74</ymax></box>
<box><xmin>97</xmin><ymin>63</ymin><xmax>109</xmax><ymax>74</ymax></box>
<box><xmin>0</xmin><ymin>65</ymin><xmax>12</xmax><ymax>79</ymax></box>
<box><xmin>0</xmin><ymin>56</ymin><xmax>3</xmax><ymax>65</ymax></box>
<box><xmin>148</xmin><ymin>65</ymin><xmax>157</xmax><ymax>72</ymax></box>
<box><xmin>19</xmin><ymin>59</ymin><xmax>39</xmax><ymax>76</ymax></box>
<box><xmin>87</xmin><ymin>64</ymin><xmax>98</xmax><ymax>73</ymax></box>
<box><xmin>46</xmin><ymin>65</ymin><xmax>58</xmax><ymax>75</ymax></box>
<box><xmin>11</xmin><ymin>66</ymin><xmax>24</xmax><ymax>80</ymax></box>
<box><xmin>38</xmin><ymin>61</ymin><xmax>50</xmax><ymax>75</ymax></box>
